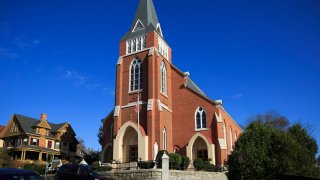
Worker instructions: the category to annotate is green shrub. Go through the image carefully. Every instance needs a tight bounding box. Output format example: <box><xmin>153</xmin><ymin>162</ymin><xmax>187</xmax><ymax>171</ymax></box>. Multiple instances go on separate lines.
<box><xmin>138</xmin><ymin>161</ymin><xmax>155</xmax><ymax>169</ymax></box>
<box><xmin>93</xmin><ymin>166</ymin><xmax>112</xmax><ymax>172</ymax></box>
<box><xmin>203</xmin><ymin>161</ymin><xmax>215</xmax><ymax>172</ymax></box>
<box><xmin>169</xmin><ymin>153</ymin><xmax>182</xmax><ymax>170</ymax></box>
<box><xmin>24</xmin><ymin>163</ymin><xmax>46</xmax><ymax>175</ymax></box>
<box><xmin>180</xmin><ymin>156</ymin><xmax>190</xmax><ymax>170</ymax></box>
<box><xmin>193</xmin><ymin>158</ymin><xmax>203</xmax><ymax>171</ymax></box>
<box><xmin>156</xmin><ymin>150</ymin><xmax>168</xmax><ymax>168</ymax></box>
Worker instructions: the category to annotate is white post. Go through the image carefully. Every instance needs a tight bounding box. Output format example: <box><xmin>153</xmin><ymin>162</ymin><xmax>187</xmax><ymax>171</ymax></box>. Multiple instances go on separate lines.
<box><xmin>162</xmin><ymin>152</ymin><xmax>169</xmax><ymax>180</ymax></box>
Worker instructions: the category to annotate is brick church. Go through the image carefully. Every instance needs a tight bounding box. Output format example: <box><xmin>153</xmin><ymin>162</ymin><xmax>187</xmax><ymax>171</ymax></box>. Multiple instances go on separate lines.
<box><xmin>102</xmin><ymin>0</ymin><xmax>242</xmax><ymax>167</ymax></box>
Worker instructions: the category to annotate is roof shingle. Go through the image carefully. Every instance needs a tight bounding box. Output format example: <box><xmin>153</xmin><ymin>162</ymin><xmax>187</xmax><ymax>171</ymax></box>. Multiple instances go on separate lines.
<box><xmin>14</xmin><ymin>114</ymin><xmax>66</xmax><ymax>138</ymax></box>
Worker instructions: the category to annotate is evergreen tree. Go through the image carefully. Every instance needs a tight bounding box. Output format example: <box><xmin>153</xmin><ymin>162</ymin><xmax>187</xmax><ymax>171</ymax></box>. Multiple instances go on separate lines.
<box><xmin>97</xmin><ymin>124</ymin><xmax>103</xmax><ymax>146</ymax></box>
<box><xmin>227</xmin><ymin>119</ymin><xmax>320</xmax><ymax>179</ymax></box>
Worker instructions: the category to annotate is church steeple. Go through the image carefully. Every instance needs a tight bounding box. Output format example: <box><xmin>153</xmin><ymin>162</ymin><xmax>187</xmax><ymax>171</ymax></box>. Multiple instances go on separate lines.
<box><xmin>122</xmin><ymin>0</ymin><xmax>163</xmax><ymax>41</ymax></box>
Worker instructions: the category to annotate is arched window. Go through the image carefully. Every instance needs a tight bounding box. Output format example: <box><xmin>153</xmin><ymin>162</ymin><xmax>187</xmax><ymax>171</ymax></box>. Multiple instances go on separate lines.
<box><xmin>130</xmin><ymin>58</ymin><xmax>143</xmax><ymax>91</ymax></box>
<box><xmin>230</xmin><ymin>127</ymin><xmax>233</xmax><ymax>151</ymax></box>
<box><xmin>223</xmin><ymin>122</ymin><xmax>227</xmax><ymax>146</ymax></box>
<box><xmin>162</xmin><ymin>128</ymin><xmax>167</xmax><ymax>150</ymax></box>
<box><xmin>160</xmin><ymin>61</ymin><xmax>167</xmax><ymax>94</ymax></box>
<box><xmin>235</xmin><ymin>131</ymin><xmax>238</xmax><ymax>141</ymax></box>
<box><xmin>195</xmin><ymin>107</ymin><xmax>207</xmax><ymax>130</ymax></box>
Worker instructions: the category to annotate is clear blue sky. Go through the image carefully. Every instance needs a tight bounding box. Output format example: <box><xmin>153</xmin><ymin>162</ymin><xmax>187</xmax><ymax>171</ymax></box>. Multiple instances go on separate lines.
<box><xmin>1</xmin><ymin>0</ymin><xmax>319</xmax><ymax>155</ymax></box>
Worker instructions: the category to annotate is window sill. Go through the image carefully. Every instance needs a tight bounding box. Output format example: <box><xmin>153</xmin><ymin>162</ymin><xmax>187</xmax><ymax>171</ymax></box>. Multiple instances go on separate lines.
<box><xmin>128</xmin><ymin>89</ymin><xmax>143</xmax><ymax>94</ymax></box>
<box><xmin>195</xmin><ymin>128</ymin><xmax>208</xmax><ymax>132</ymax></box>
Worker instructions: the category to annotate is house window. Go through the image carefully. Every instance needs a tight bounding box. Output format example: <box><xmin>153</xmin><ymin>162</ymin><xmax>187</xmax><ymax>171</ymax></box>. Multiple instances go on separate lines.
<box><xmin>160</xmin><ymin>61</ymin><xmax>167</xmax><ymax>95</ymax></box>
<box><xmin>23</xmin><ymin>138</ymin><xmax>28</xmax><ymax>145</ymax></box>
<box><xmin>30</xmin><ymin>138</ymin><xmax>38</xmax><ymax>146</ymax></box>
<box><xmin>36</xmin><ymin>128</ymin><xmax>40</xmax><ymax>134</ymax></box>
<box><xmin>130</xmin><ymin>58</ymin><xmax>143</xmax><ymax>91</ymax></box>
<box><xmin>162</xmin><ymin>128</ymin><xmax>167</xmax><ymax>150</ymax></box>
<box><xmin>195</xmin><ymin>107</ymin><xmax>207</xmax><ymax>130</ymax></box>
<box><xmin>47</xmin><ymin>141</ymin><xmax>52</xmax><ymax>149</ymax></box>
<box><xmin>46</xmin><ymin>130</ymin><xmax>49</xmax><ymax>136</ymax></box>
<box><xmin>127</xmin><ymin>35</ymin><xmax>146</xmax><ymax>54</ymax></box>
<box><xmin>55</xmin><ymin>141</ymin><xmax>61</xmax><ymax>149</ymax></box>
<box><xmin>10</xmin><ymin>122</ymin><xmax>18</xmax><ymax>133</ymax></box>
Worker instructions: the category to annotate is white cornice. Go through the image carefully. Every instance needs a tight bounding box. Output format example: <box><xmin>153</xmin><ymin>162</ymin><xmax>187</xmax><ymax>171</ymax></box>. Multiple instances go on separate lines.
<box><xmin>215</xmin><ymin>112</ymin><xmax>223</xmax><ymax>123</ymax></box>
<box><xmin>117</xmin><ymin>57</ymin><xmax>123</xmax><ymax>65</ymax></box>
<box><xmin>157</xmin><ymin>100</ymin><xmax>162</xmax><ymax>112</ymax></box>
<box><xmin>147</xmin><ymin>99</ymin><xmax>154</xmax><ymax>111</ymax></box>
<box><xmin>121</xmin><ymin>101</ymin><xmax>146</xmax><ymax>109</ymax></box>
<box><xmin>157</xmin><ymin>100</ymin><xmax>172</xmax><ymax>113</ymax></box>
<box><xmin>114</xmin><ymin>106</ymin><xmax>120</xmax><ymax>117</ymax></box>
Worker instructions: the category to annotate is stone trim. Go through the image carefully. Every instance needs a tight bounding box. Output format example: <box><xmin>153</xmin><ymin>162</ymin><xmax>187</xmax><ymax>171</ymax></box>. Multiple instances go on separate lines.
<box><xmin>157</xmin><ymin>100</ymin><xmax>163</xmax><ymax>112</ymax></box>
<box><xmin>117</xmin><ymin>57</ymin><xmax>123</xmax><ymax>65</ymax></box>
<box><xmin>147</xmin><ymin>99</ymin><xmax>154</xmax><ymax>111</ymax></box>
<box><xmin>215</xmin><ymin>112</ymin><xmax>223</xmax><ymax>123</ymax></box>
<box><xmin>157</xmin><ymin>100</ymin><xmax>172</xmax><ymax>112</ymax></box>
<box><xmin>114</xmin><ymin>106</ymin><xmax>120</xmax><ymax>117</ymax></box>
<box><xmin>121</xmin><ymin>101</ymin><xmax>146</xmax><ymax>109</ymax></box>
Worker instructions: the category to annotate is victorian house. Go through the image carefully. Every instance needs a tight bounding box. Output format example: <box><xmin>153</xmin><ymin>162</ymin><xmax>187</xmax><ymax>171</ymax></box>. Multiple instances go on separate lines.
<box><xmin>0</xmin><ymin>125</ymin><xmax>4</xmax><ymax>148</ymax></box>
<box><xmin>0</xmin><ymin>113</ymin><xmax>79</xmax><ymax>162</ymax></box>
<box><xmin>102</xmin><ymin>0</ymin><xmax>243</xmax><ymax>167</ymax></box>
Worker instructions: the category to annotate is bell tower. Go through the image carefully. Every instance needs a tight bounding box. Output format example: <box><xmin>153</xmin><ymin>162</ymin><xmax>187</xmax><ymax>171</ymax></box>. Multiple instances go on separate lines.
<box><xmin>113</xmin><ymin>0</ymin><xmax>173</xmax><ymax>161</ymax></box>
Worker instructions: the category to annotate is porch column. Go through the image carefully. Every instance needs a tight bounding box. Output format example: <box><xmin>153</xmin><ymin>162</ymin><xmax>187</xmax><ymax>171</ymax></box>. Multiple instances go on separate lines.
<box><xmin>23</xmin><ymin>150</ymin><xmax>26</xmax><ymax>160</ymax></box>
<box><xmin>20</xmin><ymin>151</ymin><xmax>24</xmax><ymax>160</ymax></box>
<box><xmin>38</xmin><ymin>152</ymin><xmax>42</xmax><ymax>161</ymax></box>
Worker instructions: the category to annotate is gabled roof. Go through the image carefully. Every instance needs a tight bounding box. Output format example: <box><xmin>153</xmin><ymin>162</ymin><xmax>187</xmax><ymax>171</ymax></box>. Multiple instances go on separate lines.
<box><xmin>0</xmin><ymin>125</ymin><xmax>5</xmax><ymax>134</ymax></box>
<box><xmin>185</xmin><ymin>77</ymin><xmax>206</xmax><ymax>97</ymax></box>
<box><xmin>14</xmin><ymin>114</ymin><xmax>67</xmax><ymax>138</ymax></box>
<box><xmin>36</xmin><ymin>120</ymin><xmax>52</xmax><ymax>130</ymax></box>
<box><xmin>121</xmin><ymin>0</ymin><xmax>162</xmax><ymax>41</ymax></box>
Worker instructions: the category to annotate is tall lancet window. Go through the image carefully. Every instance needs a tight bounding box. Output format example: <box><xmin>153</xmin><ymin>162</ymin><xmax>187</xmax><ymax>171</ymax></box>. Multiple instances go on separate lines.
<box><xmin>195</xmin><ymin>107</ymin><xmax>207</xmax><ymax>130</ymax></box>
<box><xmin>230</xmin><ymin>127</ymin><xmax>233</xmax><ymax>151</ymax></box>
<box><xmin>130</xmin><ymin>58</ymin><xmax>143</xmax><ymax>91</ymax></box>
<box><xmin>223</xmin><ymin>122</ymin><xmax>227</xmax><ymax>147</ymax></box>
<box><xmin>160</xmin><ymin>61</ymin><xmax>167</xmax><ymax>95</ymax></box>
<box><xmin>162</xmin><ymin>128</ymin><xmax>167</xmax><ymax>150</ymax></box>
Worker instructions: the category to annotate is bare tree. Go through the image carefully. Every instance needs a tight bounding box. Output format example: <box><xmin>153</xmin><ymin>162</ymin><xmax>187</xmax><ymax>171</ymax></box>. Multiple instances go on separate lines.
<box><xmin>248</xmin><ymin>111</ymin><xmax>289</xmax><ymax>130</ymax></box>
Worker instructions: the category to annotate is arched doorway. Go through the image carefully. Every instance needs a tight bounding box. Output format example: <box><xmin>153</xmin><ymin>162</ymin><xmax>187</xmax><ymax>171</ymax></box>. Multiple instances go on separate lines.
<box><xmin>122</xmin><ymin>126</ymin><xmax>138</xmax><ymax>162</ymax></box>
<box><xmin>113</xmin><ymin>121</ymin><xmax>149</xmax><ymax>162</ymax></box>
<box><xmin>192</xmin><ymin>137</ymin><xmax>208</xmax><ymax>161</ymax></box>
<box><xmin>186</xmin><ymin>133</ymin><xmax>215</xmax><ymax>164</ymax></box>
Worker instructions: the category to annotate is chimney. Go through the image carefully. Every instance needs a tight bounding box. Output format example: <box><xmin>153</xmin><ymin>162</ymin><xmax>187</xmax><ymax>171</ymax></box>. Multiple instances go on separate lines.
<box><xmin>40</xmin><ymin>113</ymin><xmax>47</xmax><ymax>121</ymax></box>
